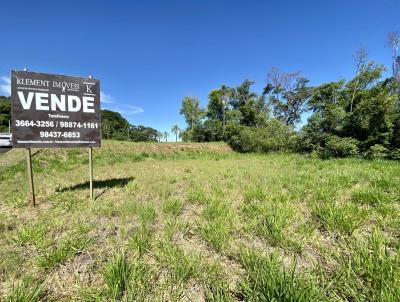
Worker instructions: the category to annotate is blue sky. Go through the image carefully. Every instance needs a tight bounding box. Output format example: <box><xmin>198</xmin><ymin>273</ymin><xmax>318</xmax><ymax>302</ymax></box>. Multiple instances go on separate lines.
<box><xmin>0</xmin><ymin>0</ymin><xmax>399</xmax><ymax>139</ymax></box>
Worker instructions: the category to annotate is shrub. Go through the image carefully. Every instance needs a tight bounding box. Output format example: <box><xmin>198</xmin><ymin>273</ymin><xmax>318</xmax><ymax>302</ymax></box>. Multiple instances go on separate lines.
<box><xmin>225</xmin><ymin>120</ymin><xmax>296</xmax><ymax>153</ymax></box>
<box><xmin>388</xmin><ymin>148</ymin><xmax>400</xmax><ymax>160</ymax></box>
<box><xmin>322</xmin><ymin>135</ymin><xmax>359</xmax><ymax>158</ymax></box>
<box><xmin>368</xmin><ymin>144</ymin><xmax>388</xmax><ymax>159</ymax></box>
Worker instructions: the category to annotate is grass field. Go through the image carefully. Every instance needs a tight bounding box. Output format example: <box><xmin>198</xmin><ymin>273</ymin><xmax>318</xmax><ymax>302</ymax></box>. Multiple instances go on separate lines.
<box><xmin>1</xmin><ymin>141</ymin><xmax>400</xmax><ymax>301</ymax></box>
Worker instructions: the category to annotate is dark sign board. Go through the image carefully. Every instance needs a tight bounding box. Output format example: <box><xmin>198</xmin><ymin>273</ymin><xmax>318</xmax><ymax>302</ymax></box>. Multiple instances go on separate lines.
<box><xmin>11</xmin><ymin>70</ymin><xmax>101</xmax><ymax>148</ymax></box>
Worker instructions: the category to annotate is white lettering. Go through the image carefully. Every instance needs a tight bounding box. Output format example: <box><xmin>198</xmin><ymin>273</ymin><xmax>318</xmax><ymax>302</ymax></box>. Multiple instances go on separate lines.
<box><xmin>17</xmin><ymin>92</ymin><xmax>95</xmax><ymax>113</ymax></box>
<box><xmin>17</xmin><ymin>91</ymin><xmax>34</xmax><ymax>109</ymax></box>
<box><xmin>35</xmin><ymin>93</ymin><xmax>49</xmax><ymax>110</ymax></box>
<box><xmin>50</xmin><ymin>94</ymin><xmax>66</xmax><ymax>111</ymax></box>
<box><xmin>82</xmin><ymin>96</ymin><xmax>95</xmax><ymax>113</ymax></box>
<box><xmin>86</xmin><ymin>85</ymin><xmax>93</xmax><ymax>94</ymax></box>
<box><xmin>67</xmin><ymin>95</ymin><xmax>81</xmax><ymax>112</ymax></box>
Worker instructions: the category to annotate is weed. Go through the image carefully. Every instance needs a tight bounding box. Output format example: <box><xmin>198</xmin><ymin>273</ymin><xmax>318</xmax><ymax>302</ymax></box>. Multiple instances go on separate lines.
<box><xmin>187</xmin><ymin>187</ymin><xmax>209</xmax><ymax>205</ymax></box>
<box><xmin>204</xmin><ymin>282</ymin><xmax>233</xmax><ymax>302</ymax></box>
<box><xmin>129</xmin><ymin>224</ymin><xmax>151</xmax><ymax>257</ymax></box>
<box><xmin>198</xmin><ymin>199</ymin><xmax>234</xmax><ymax>251</ymax></box>
<box><xmin>313</xmin><ymin>202</ymin><xmax>366</xmax><ymax>236</ymax></box>
<box><xmin>238</xmin><ymin>249</ymin><xmax>327</xmax><ymax>302</ymax></box>
<box><xmin>4</xmin><ymin>280</ymin><xmax>44</xmax><ymax>302</ymax></box>
<box><xmin>332</xmin><ymin>229</ymin><xmax>400</xmax><ymax>301</ymax></box>
<box><xmin>202</xmin><ymin>263</ymin><xmax>234</xmax><ymax>302</ymax></box>
<box><xmin>103</xmin><ymin>252</ymin><xmax>131</xmax><ymax>300</ymax></box>
<box><xmin>162</xmin><ymin>198</ymin><xmax>183</xmax><ymax>217</ymax></box>
<box><xmin>38</xmin><ymin>235</ymin><xmax>91</xmax><ymax>269</ymax></box>
<box><xmin>137</xmin><ymin>203</ymin><xmax>157</xmax><ymax>225</ymax></box>
<box><xmin>351</xmin><ymin>188</ymin><xmax>391</xmax><ymax>206</ymax></box>
<box><xmin>157</xmin><ymin>242</ymin><xmax>199</xmax><ymax>284</ymax></box>
<box><xmin>124</xmin><ymin>259</ymin><xmax>152</xmax><ymax>301</ymax></box>
<box><xmin>242</xmin><ymin>196</ymin><xmax>294</xmax><ymax>246</ymax></box>
<box><xmin>243</xmin><ymin>186</ymin><xmax>267</xmax><ymax>203</ymax></box>
<box><xmin>16</xmin><ymin>223</ymin><xmax>48</xmax><ymax>248</ymax></box>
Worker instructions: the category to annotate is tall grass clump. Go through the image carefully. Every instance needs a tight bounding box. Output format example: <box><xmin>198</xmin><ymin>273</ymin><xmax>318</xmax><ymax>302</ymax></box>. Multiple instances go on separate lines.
<box><xmin>38</xmin><ymin>235</ymin><xmax>91</xmax><ymax>269</ymax></box>
<box><xmin>332</xmin><ymin>229</ymin><xmax>400</xmax><ymax>301</ymax></box>
<box><xmin>312</xmin><ymin>202</ymin><xmax>366</xmax><ymax>236</ymax></box>
<box><xmin>125</xmin><ymin>259</ymin><xmax>152</xmax><ymax>301</ymax></box>
<box><xmin>238</xmin><ymin>249</ymin><xmax>326</xmax><ymax>302</ymax></box>
<box><xmin>4</xmin><ymin>281</ymin><xmax>44</xmax><ymax>302</ymax></box>
<box><xmin>16</xmin><ymin>223</ymin><xmax>48</xmax><ymax>248</ymax></box>
<box><xmin>198</xmin><ymin>198</ymin><xmax>235</xmax><ymax>252</ymax></box>
<box><xmin>157</xmin><ymin>243</ymin><xmax>199</xmax><ymax>284</ymax></box>
<box><xmin>129</xmin><ymin>203</ymin><xmax>156</xmax><ymax>257</ymax></box>
<box><xmin>103</xmin><ymin>252</ymin><xmax>131</xmax><ymax>300</ymax></box>
<box><xmin>187</xmin><ymin>187</ymin><xmax>210</xmax><ymax>205</ymax></box>
<box><xmin>162</xmin><ymin>198</ymin><xmax>184</xmax><ymax>217</ymax></box>
<box><xmin>242</xmin><ymin>189</ymin><xmax>294</xmax><ymax>246</ymax></box>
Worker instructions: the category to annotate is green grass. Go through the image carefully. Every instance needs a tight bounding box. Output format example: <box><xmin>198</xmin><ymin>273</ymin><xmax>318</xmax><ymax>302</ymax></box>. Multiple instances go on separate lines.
<box><xmin>163</xmin><ymin>197</ymin><xmax>184</xmax><ymax>216</ymax></box>
<box><xmin>312</xmin><ymin>202</ymin><xmax>367</xmax><ymax>236</ymax></box>
<box><xmin>103</xmin><ymin>252</ymin><xmax>131</xmax><ymax>300</ymax></box>
<box><xmin>238</xmin><ymin>248</ymin><xmax>327</xmax><ymax>302</ymax></box>
<box><xmin>4</xmin><ymin>280</ymin><xmax>44</xmax><ymax>302</ymax></box>
<box><xmin>1</xmin><ymin>140</ymin><xmax>400</xmax><ymax>300</ymax></box>
<box><xmin>38</xmin><ymin>235</ymin><xmax>92</xmax><ymax>270</ymax></box>
<box><xmin>15</xmin><ymin>223</ymin><xmax>48</xmax><ymax>247</ymax></box>
<box><xmin>331</xmin><ymin>229</ymin><xmax>400</xmax><ymax>301</ymax></box>
<box><xmin>198</xmin><ymin>198</ymin><xmax>235</xmax><ymax>252</ymax></box>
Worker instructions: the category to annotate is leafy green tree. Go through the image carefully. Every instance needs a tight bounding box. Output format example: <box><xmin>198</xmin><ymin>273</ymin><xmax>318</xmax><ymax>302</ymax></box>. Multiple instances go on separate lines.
<box><xmin>179</xmin><ymin>96</ymin><xmax>204</xmax><ymax>129</ymax></box>
<box><xmin>0</xmin><ymin>96</ymin><xmax>11</xmax><ymax>132</ymax></box>
<box><xmin>230</xmin><ymin>80</ymin><xmax>268</xmax><ymax>127</ymax></box>
<box><xmin>300</xmin><ymin>61</ymin><xmax>399</xmax><ymax>158</ymax></box>
<box><xmin>207</xmin><ymin>89</ymin><xmax>224</xmax><ymax>121</ymax></box>
<box><xmin>191</xmin><ymin>120</ymin><xmax>224</xmax><ymax>142</ymax></box>
<box><xmin>264</xmin><ymin>68</ymin><xmax>311</xmax><ymax>126</ymax></box>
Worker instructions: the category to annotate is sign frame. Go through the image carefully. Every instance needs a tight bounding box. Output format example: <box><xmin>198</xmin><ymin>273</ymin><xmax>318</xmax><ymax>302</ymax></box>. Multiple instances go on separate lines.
<box><xmin>11</xmin><ymin>70</ymin><xmax>101</xmax><ymax>148</ymax></box>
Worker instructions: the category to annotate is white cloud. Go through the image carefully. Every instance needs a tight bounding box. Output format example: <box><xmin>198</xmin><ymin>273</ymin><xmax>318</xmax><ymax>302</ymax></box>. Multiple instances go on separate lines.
<box><xmin>100</xmin><ymin>93</ymin><xmax>144</xmax><ymax>115</ymax></box>
<box><xmin>110</xmin><ymin>104</ymin><xmax>144</xmax><ymax>115</ymax></box>
<box><xmin>100</xmin><ymin>91</ymin><xmax>114</xmax><ymax>104</ymax></box>
<box><xmin>0</xmin><ymin>76</ymin><xmax>11</xmax><ymax>96</ymax></box>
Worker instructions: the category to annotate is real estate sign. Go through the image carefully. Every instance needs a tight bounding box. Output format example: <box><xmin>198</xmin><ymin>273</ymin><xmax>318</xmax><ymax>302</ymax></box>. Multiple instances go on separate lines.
<box><xmin>11</xmin><ymin>70</ymin><xmax>101</xmax><ymax>147</ymax></box>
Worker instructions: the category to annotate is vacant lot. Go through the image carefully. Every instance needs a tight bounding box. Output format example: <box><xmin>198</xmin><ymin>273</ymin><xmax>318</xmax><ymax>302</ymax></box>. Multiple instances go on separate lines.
<box><xmin>0</xmin><ymin>141</ymin><xmax>399</xmax><ymax>301</ymax></box>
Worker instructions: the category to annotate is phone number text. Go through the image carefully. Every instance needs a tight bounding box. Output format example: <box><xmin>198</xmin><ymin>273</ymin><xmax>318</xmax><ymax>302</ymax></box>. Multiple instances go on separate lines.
<box><xmin>15</xmin><ymin>120</ymin><xmax>99</xmax><ymax>129</ymax></box>
<box><xmin>40</xmin><ymin>131</ymin><xmax>81</xmax><ymax>138</ymax></box>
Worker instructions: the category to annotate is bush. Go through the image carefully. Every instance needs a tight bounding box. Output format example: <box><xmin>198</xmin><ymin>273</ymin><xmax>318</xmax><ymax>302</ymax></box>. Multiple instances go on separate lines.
<box><xmin>225</xmin><ymin>120</ymin><xmax>296</xmax><ymax>153</ymax></box>
<box><xmin>388</xmin><ymin>148</ymin><xmax>400</xmax><ymax>160</ymax></box>
<box><xmin>191</xmin><ymin>120</ymin><xmax>224</xmax><ymax>142</ymax></box>
<box><xmin>368</xmin><ymin>144</ymin><xmax>388</xmax><ymax>159</ymax></box>
<box><xmin>322</xmin><ymin>135</ymin><xmax>359</xmax><ymax>158</ymax></box>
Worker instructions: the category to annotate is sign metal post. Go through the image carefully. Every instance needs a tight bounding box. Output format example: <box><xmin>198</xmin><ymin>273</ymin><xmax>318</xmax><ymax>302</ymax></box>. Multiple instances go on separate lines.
<box><xmin>88</xmin><ymin>75</ymin><xmax>94</xmax><ymax>199</ymax></box>
<box><xmin>89</xmin><ymin>146</ymin><xmax>93</xmax><ymax>199</ymax></box>
<box><xmin>26</xmin><ymin>147</ymin><xmax>36</xmax><ymax>206</ymax></box>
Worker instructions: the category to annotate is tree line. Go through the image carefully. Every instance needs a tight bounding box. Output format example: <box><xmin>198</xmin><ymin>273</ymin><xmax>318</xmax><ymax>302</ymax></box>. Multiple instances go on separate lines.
<box><xmin>101</xmin><ymin>109</ymin><xmax>159</xmax><ymax>141</ymax></box>
<box><xmin>179</xmin><ymin>33</ymin><xmax>400</xmax><ymax>159</ymax></box>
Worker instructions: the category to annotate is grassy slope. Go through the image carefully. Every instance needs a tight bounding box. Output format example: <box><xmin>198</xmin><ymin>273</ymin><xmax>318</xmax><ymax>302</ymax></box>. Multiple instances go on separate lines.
<box><xmin>0</xmin><ymin>140</ymin><xmax>399</xmax><ymax>301</ymax></box>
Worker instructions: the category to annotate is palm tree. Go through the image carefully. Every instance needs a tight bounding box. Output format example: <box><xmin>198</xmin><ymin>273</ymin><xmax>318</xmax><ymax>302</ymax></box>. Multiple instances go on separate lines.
<box><xmin>163</xmin><ymin>131</ymin><xmax>168</xmax><ymax>142</ymax></box>
<box><xmin>171</xmin><ymin>124</ymin><xmax>181</xmax><ymax>142</ymax></box>
<box><xmin>156</xmin><ymin>131</ymin><xmax>163</xmax><ymax>142</ymax></box>
<box><xmin>102</xmin><ymin>120</ymin><xmax>111</xmax><ymax>139</ymax></box>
